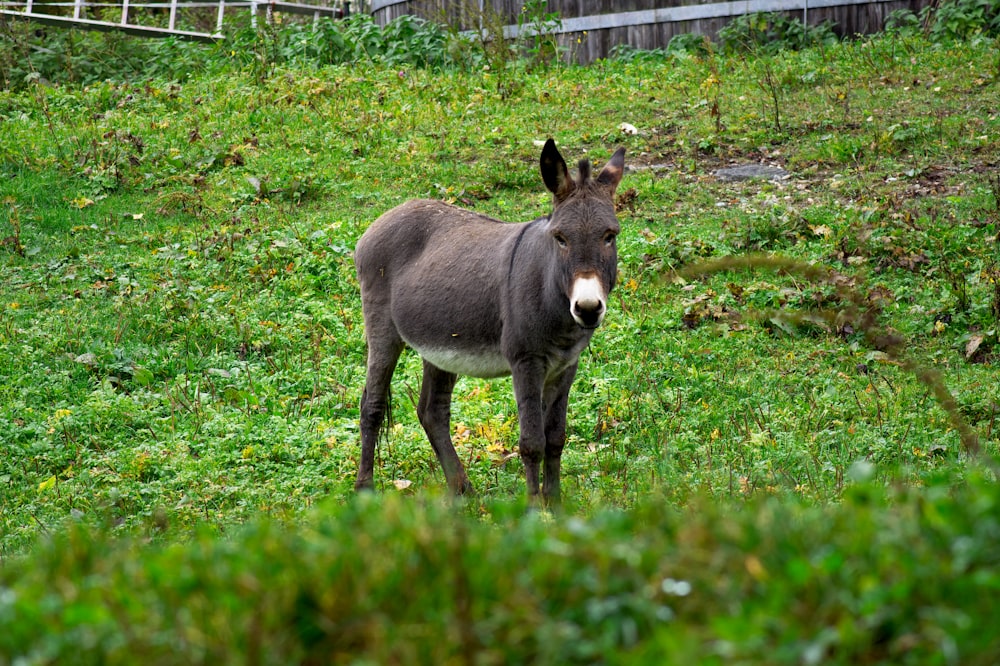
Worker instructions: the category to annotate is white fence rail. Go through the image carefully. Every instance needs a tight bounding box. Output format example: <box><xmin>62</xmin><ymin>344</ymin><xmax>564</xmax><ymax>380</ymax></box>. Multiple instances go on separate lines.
<box><xmin>0</xmin><ymin>0</ymin><xmax>349</xmax><ymax>41</ymax></box>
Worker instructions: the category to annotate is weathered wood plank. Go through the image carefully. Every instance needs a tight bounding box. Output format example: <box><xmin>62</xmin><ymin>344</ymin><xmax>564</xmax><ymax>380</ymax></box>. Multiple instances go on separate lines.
<box><xmin>506</xmin><ymin>0</ymin><xmax>908</xmax><ymax>37</ymax></box>
<box><xmin>373</xmin><ymin>0</ymin><xmax>932</xmax><ymax>62</ymax></box>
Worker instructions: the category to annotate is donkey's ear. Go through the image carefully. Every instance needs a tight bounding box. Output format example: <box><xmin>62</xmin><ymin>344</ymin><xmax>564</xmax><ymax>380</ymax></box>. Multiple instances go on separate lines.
<box><xmin>540</xmin><ymin>139</ymin><xmax>574</xmax><ymax>202</ymax></box>
<box><xmin>596</xmin><ymin>147</ymin><xmax>626</xmax><ymax>196</ymax></box>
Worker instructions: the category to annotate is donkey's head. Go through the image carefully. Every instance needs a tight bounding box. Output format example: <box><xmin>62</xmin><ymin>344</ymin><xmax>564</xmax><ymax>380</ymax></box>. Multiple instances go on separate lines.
<box><xmin>540</xmin><ymin>139</ymin><xmax>625</xmax><ymax>329</ymax></box>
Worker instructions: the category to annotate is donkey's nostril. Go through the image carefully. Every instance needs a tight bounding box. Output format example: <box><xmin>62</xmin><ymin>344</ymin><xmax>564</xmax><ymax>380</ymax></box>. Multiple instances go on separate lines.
<box><xmin>573</xmin><ymin>300</ymin><xmax>605</xmax><ymax>327</ymax></box>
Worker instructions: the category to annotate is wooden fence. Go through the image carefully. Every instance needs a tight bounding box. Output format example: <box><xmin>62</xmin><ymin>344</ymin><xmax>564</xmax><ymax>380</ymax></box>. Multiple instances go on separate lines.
<box><xmin>371</xmin><ymin>0</ymin><xmax>931</xmax><ymax>63</ymax></box>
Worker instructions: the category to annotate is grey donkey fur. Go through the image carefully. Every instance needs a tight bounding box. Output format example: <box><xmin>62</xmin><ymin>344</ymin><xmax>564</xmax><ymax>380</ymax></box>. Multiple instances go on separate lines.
<box><xmin>354</xmin><ymin>139</ymin><xmax>625</xmax><ymax>504</ymax></box>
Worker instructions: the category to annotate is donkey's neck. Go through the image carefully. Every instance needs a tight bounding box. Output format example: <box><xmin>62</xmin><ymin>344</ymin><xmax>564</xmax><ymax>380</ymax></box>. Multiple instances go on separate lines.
<box><xmin>506</xmin><ymin>216</ymin><xmax>547</xmax><ymax>292</ymax></box>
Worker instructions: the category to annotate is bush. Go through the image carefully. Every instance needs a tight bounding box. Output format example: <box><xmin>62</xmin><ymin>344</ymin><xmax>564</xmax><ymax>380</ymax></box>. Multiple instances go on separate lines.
<box><xmin>610</xmin><ymin>33</ymin><xmax>714</xmax><ymax>61</ymax></box>
<box><xmin>718</xmin><ymin>12</ymin><xmax>839</xmax><ymax>54</ymax></box>
<box><xmin>0</xmin><ymin>14</ymin><xmax>469</xmax><ymax>91</ymax></box>
<box><xmin>1</xmin><ymin>474</ymin><xmax>998</xmax><ymax>664</ymax></box>
<box><xmin>887</xmin><ymin>0</ymin><xmax>1000</xmax><ymax>40</ymax></box>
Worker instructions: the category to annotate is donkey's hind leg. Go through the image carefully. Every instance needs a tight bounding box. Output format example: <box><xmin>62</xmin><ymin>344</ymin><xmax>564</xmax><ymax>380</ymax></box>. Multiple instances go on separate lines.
<box><xmin>356</xmin><ymin>326</ymin><xmax>404</xmax><ymax>492</ymax></box>
<box><xmin>418</xmin><ymin>361</ymin><xmax>474</xmax><ymax>495</ymax></box>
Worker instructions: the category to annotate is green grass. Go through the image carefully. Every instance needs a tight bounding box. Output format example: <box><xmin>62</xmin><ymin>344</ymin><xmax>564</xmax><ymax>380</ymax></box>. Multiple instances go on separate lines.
<box><xmin>7</xmin><ymin>37</ymin><xmax>997</xmax><ymax>536</ymax></box>
<box><xmin>1</xmin><ymin>26</ymin><xmax>999</xmax><ymax>663</ymax></box>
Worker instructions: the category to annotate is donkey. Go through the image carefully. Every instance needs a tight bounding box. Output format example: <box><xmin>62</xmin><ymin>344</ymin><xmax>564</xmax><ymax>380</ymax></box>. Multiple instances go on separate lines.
<box><xmin>354</xmin><ymin>139</ymin><xmax>625</xmax><ymax>504</ymax></box>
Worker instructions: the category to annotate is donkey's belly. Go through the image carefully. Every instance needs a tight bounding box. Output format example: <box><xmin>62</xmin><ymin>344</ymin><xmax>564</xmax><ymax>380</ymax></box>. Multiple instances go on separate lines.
<box><xmin>390</xmin><ymin>259</ymin><xmax>510</xmax><ymax>378</ymax></box>
<box><xmin>410</xmin><ymin>343</ymin><xmax>511</xmax><ymax>379</ymax></box>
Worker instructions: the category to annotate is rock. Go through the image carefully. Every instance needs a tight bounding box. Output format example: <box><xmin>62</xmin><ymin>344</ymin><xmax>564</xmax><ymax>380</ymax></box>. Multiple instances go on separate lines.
<box><xmin>74</xmin><ymin>352</ymin><xmax>98</xmax><ymax>367</ymax></box>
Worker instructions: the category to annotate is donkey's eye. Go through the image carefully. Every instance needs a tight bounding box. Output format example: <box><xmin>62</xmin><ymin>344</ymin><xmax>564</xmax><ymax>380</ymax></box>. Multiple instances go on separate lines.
<box><xmin>604</xmin><ymin>232</ymin><xmax>617</xmax><ymax>245</ymax></box>
<box><xmin>553</xmin><ymin>232</ymin><xmax>568</xmax><ymax>248</ymax></box>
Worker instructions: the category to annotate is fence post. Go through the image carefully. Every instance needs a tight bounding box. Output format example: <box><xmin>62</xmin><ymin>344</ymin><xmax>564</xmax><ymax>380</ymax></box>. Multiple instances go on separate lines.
<box><xmin>26</xmin><ymin>0</ymin><xmax>33</xmax><ymax>14</ymax></box>
<box><xmin>250</xmin><ymin>0</ymin><xmax>257</xmax><ymax>29</ymax></box>
<box><xmin>169</xmin><ymin>0</ymin><xmax>177</xmax><ymax>30</ymax></box>
<box><xmin>73</xmin><ymin>0</ymin><xmax>82</xmax><ymax>20</ymax></box>
<box><xmin>121</xmin><ymin>0</ymin><xmax>130</xmax><ymax>25</ymax></box>
<box><xmin>216</xmin><ymin>0</ymin><xmax>225</xmax><ymax>33</ymax></box>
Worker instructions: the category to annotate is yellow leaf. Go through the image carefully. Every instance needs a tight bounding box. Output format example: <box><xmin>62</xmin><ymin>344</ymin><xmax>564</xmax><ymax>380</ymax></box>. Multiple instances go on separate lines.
<box><xmin>745</xmin><ymin>555</ymin><xmax>768</xmax><ymax>580</ymax></box>
<box><xmin>72</xmin><ymin>197</ymin><xmax>95</xmax><ymax>209</ymax></box>
<box><xmin>38</xmin><ymin>475</ymin><xmax>57</xmax><ymax>492</ymax></box>
<box><xmin>965</xmin><ymin>334</ymin><xmax>984</xmax><ymax>360</ymax></box>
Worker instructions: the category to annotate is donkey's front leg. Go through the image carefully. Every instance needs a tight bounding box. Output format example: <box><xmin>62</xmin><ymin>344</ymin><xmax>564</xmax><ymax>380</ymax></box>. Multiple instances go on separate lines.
<box><xmin>511</xmin><ymin>359</ymin><xmax>548</xmax><ymax>500</ymax></box>
<box><xmin>541</xmin><ymin>364</ymin><xmax>579</xmax><ymax>507</ymax></box>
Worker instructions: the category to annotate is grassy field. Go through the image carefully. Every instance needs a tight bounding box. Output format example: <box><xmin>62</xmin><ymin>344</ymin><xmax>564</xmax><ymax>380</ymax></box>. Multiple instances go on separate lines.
<box><xmin>1</xmin><ymin>19</ymin><xmax>999</xmax><ymax>662</ymax></box>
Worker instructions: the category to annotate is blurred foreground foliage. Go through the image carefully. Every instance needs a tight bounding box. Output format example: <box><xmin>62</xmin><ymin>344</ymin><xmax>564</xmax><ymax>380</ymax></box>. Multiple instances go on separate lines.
<box><xmin>2</xmin><ymin>471</ymin><xmax>998</xmax><ymax>665</ymax></box>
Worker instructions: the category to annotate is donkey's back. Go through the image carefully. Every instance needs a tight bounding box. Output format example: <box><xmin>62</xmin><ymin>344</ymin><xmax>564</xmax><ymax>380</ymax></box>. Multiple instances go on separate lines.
<box><xmin>356</xmin><ymin>199</ymin><xmax>522</xmax><ymax>280</ymax></box>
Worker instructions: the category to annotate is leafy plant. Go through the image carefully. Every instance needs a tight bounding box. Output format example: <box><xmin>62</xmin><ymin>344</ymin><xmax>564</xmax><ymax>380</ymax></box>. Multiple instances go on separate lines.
<box><xmin>517</xmin><ymin>0</ymin><xmax>563</xmax><ymax>67</ymax></box>
<box><xmin>886</xmin><ymin>0</ymin><xmax>1000</xmax><ymax>40</ymax></box>
<box><xmin>718</xmin><ymin>12</ymin><xmax>838</xmax><ymax>54</ymax></box>
<box><xmin>925</xmin><ymin>0</ymin><xmax>1000</xmax><ymax>40</ymax></box>
<box><xmin>884</xmin><ymin>7</ymin><xmax>924</xmax><ymax>35</ymax></box>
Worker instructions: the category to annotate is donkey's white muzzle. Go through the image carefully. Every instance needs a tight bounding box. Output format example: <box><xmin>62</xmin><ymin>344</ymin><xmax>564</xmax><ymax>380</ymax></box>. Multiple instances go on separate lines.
<box><xmin>570</xmin><ymin>274</ymin><xmax>607</xmax><ymax>329</ymax></box>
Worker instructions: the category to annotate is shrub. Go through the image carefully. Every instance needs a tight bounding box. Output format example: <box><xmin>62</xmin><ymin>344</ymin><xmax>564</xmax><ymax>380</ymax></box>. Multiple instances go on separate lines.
<box><xmin>718</xmin><ymin>12</ymin><xmax>839</xmax><ymax>54</ymax></box>
<box><xmin>0</xmin><ymin>14</ymin><xmax>469</xmax><ymax>91</ymax></box>
<box><xmin>1</xmin><ymin>476</ymin><xmax>998</xmax><ymax>664</ymax></box>
<box><xmin>887</xmin><ymin>0</ymin><xmax>1000</xmax><ymax>40</ymax></box>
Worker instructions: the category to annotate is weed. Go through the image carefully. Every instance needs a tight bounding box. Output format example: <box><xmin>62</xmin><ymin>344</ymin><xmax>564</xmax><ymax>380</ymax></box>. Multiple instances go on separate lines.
<box><xmin>472</xmin><ymin>0</ymin><xmax>522</xmax><ymax>98</ymax></box>
<box><xmin>678</xmin><ymin>255</ymin><xmax>984</xmax><ymax>459</ymax></box>
<box><xmin>699</xmin><ymin>39</ymin><xmax>725</xmax><ymax>135</ymax></box>
<box><xmin>517</xmin><ymin>0</ymin><xmax>564</xmax><ymax>68</ymax></box>
<box><xmin>1</xmin><ymin>197</ymin><xmax>25</xmax><ymax>257</ymax></box>
<box><xmin>754</xmin><ymin>54</ymin><xmax>784</xmax><ymax>133</ymax></box>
